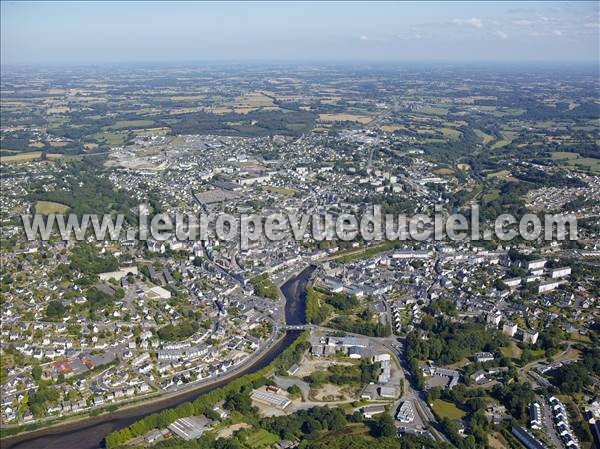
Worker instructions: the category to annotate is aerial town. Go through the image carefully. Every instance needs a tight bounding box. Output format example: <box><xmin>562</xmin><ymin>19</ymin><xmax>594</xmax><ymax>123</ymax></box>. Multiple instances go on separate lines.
<box><xmin>1</xmin><ymin>3</ymin><xmax>599</xmax><ymax>449</ymax></box>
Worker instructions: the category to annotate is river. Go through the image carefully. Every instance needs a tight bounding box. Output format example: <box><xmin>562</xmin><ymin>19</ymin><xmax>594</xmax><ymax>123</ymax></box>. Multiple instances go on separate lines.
<box><xmin>1</xmin><ymin>265</ymin><xmax>316</xmax><ymax>449</ymax></box>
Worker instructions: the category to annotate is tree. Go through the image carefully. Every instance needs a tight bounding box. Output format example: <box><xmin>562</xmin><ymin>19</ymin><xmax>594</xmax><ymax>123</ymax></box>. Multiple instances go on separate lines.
<box><xmin>31</xmin><ymin>365</ymin><xmax>42</xmax><ymax>381</ymax></box>
<box><xmin>46</xmin><ymin>300</ymin><xmax>67</xmax><ymax>320</ymax></box>
<box><xmin>224</xmin><ymin>391</ymin><xmax>254</xmax><ymax>414</ymax></box>
<box><xmin>287</xmin><ymin>384</ymin><xmax>302</xmax><ymax>398</ymax></box>
<box><xmin>372</xmin><ymin>413</ymin><xmax>396</xmax><ymax>438</ymax></box>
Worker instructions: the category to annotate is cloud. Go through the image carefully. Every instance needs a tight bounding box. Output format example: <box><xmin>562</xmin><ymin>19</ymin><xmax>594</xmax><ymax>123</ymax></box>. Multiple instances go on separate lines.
<box><xmin>494</xmin><ymin>30</ymin><xmax>509</xmax><ymax>40</ymax></box>
<box><xmin>359</xmin><ymin>35</ymin><xmax>369</xmax><ymax>41</ymax></box>
<box><xmin>553</xmin><ymin>30</ymin><xmax>563</xmax><ymax>36</ymax></box>
<box><xmin>453</xmin><ymin>17</ymin><xmax>483</xmax><ymax>29</ymax></box>
<box><xmin>513</xmin><ymin>19</ymin><xmax>534</xmax><ymax>26</ymax></box>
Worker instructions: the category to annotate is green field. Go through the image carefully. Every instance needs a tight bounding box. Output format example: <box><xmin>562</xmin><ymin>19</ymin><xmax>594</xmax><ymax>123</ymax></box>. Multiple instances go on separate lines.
<box><xmin>500</xmin><ymin>341</ymin><xmax>522</xmax><ymax>359</ymax></box>
<box><xmin>440</xmin><ymin>127</ymin><xmax>462</xmax><ymax>139</ymax></box>
<box><xmin>551</xmin><ymin>151</ymin><xmax>579</xmax><ymax>160</ymax></box>
<box><xmin>244</xmin><ymin>429</ymin><xmax>279</xmax><ymax>448</ymax></box>
<box><xmin>552</xmin><ymin>151</ymin><xmax>600</xmax><ymax>173</ymax></box>
<box><xmin>91</xmin><ymin>131</ymin><xmax>128</xmax><ymax>146</ymax></box>
<box><xmin>35</xmin><ymin>201</ymin><xmax>70</xmax><ymax>214</ymax></box>
<box><xmin>491</xmin><ymin>139</ymin><xmax>510</xmax><ymax>149</ymax></box>
<box><xmin>419</xmin><ymin>106</ymin><xmax>448</xmax><ymax>116</ymax></box>
<box><xmin>108</xmin><ymin>119</ymin><xmax>155</xmax><ymax>130</ymax></box>
<box><xmin>0</xmin><ymin>152</ymin><xmax>66</xmax><ymax>164</ymax></box>
<box><xmin>474</xmin><ymin>129</ymin><xmax>495</xmax><ymax>144</ymax></box>
<box><xmin>431</xmin><ymin>399</ymin><xmax>466</xmax><ymax>420</ymax></box>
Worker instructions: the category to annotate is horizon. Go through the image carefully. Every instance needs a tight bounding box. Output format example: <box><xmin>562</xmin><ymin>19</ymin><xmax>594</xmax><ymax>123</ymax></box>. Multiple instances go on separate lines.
<box><xmin>2</xmin><ymin>1</ymin><xmax>599</xmax><ymax>65</ymax></box>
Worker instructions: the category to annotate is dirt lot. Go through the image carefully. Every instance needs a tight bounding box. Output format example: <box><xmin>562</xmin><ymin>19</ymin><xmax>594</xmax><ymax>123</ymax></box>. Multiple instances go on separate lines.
<box><xmin>294</xmin><ymin>357</ymin><xmax>354</xmax><ymax>378</ymax></box>
<box><xmin>216</xmin><ymin>423</ymin><xmax>251</xmax><ymax>439</ymax></box>
<box><xmin>311</xmin><ymin>383</ymin><xmax>348</xmax><ymax>402</ymax></box>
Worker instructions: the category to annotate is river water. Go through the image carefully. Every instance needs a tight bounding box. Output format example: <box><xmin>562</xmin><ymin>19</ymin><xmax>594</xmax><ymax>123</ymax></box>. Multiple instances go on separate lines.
<box><xmin>2</xmin><ymin>265</ymin><xmax>315</xmax><ymax>449</ymax></box>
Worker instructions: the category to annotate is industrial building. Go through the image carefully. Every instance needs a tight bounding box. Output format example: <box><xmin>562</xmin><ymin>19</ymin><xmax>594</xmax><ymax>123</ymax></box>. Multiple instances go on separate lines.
<box><xmin>168</xmin><ymin>416</ymin><xmax>212</xmax><ymax>441</ymax></box>
<box><xmin>251</xmin><ymin>389</ymin><xmax>291</xmax><ymax>410</ymax></box>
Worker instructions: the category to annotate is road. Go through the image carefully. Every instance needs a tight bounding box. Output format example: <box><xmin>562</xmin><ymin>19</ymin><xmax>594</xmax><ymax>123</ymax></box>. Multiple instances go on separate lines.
<box><xmin>538</xmin><ymin>395</ymin><xmax>565</xmax><ymax>449</ymax></box>
<box><xmin>381</xmin><ymin>340</ymin><xmax>452</xmax><ymax>445</ymax></box>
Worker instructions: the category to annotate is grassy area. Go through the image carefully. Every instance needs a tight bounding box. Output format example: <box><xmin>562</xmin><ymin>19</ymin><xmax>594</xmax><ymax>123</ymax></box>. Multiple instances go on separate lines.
<box><xmin>263</xmin><ymin>185</ymin><xmax>297</xmax><ymax>196</ymax></box>
<box><xmin>487</xmin><ymin>170</ymin><xmax>518</xmax><ymax>182</ymax></box>
<box><xmin>488</xmin><ymin>431</ymin><xmax>510</xmax><ymax>449</ymax></box>
<box><xmin>91</xmin><ymin>131</ymin><xmax>128</xmax><ymax>146</ymax></box>
<box><xmin>491</xmin><ymin>139</ymin><xmax>510</xmax><ymax>149</ymax></box>
<box><xmin>440</xmin><ymin>127</ymin><xmax>462</xmax><ymax>139</ymax></box>
<box><xmin>312</xmin><ymin>423</ymin><xmax>371</xmax><ymax>445</ymax></box>
<box><xmin>431</xmin><ymin>399</ymin><xmax>466</xmax><ymax>420</ymax></box>
<box><xmin>569</xmin><ymin>332</ymin><xmax>591</xmax><ymax>343</ymax></box>
<box><xmin>551</xmin><ymin>151</ymin><xmax>579</xmax><ymax>160</ymax></box>
<box><xmin>500</xmin><ymin>341</ymin><xmax>523</xmax><ymax>360</ymax></box>
<box><xmin>35</xmin><ymin>201</ymin><xmax>70</xmax><ymax>214</ymax></box>
<box><xmin>482</xmin><ymin>188</ymin><xmax>501</xmax><ymax>202</ymax></box>
<box><xmin>379</xmin><ymin>124</ymin><xmax>406</xmax><ymax>132</ymax></box>
<box><xmin>419</xmin><ymin>106</ymin><xmax>448</xmax><ymax>116</ymax></box>
<box><xmin>319</xmin><ymin>113</ymin><xmax>372</xmax><ymax>124</ymax></box>
<box><xmin>444</xmin><ymin>358</ymin><xmax>469</xmax><ymax>370</ymax></box>
<box><xmin>552</xmin><ymin>152</ymin><xmax>600</xmax><ymax>173</ymax></box>
<box><xmin>474</xmin><ymin>129</ymin><xmax>495</xmax><ymax>144</ymax></box>
<box><xmin>0</xmin><ymin>151</ymin><xmax>42</xmax><ymax>164</ymax></box>
<box><xmin>331</xmin><ymin>240</ymin><xmax>397</xmax><ymax>263</ymax></box>
<box><xmin>244</xmin><ymin>428</ymin><xmax>279</xmax><ymax>448</ymax></box>
<box><xmin>108</xmin><ymin>119</ymin><xmax>155</xmax><ymax>130</ymax></box>
<box><xmin>0</xmin><ymin>152</ymin><xmax>66</xmax><ymax>164</ymax></box>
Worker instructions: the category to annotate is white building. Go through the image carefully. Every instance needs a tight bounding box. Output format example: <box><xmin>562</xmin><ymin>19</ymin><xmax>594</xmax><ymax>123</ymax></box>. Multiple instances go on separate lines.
<box><xmin>550</xmin><ymin>267</ymin><xmax>571</xmax><ymax>279</ymax></box>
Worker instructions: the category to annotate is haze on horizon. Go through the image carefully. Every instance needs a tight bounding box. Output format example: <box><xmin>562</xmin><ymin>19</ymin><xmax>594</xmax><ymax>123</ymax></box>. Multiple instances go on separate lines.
<box><xmin>1</xmin><ymin>1</ymin><xmax>599</xmax><ymax>66</ymax></box>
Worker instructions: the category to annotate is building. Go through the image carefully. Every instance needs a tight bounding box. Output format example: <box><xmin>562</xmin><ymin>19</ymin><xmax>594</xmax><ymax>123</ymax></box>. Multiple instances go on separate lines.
<box><xmin>474</xmin><ymin>352</ymin><xmax>494</xmax><ymax>363</ymax></box>
<box><xmin>504</xmin><ymin>278</ymin><xmax>522</xmax><ymax>289</ymax></box>
<box><xmin>287</xmin><ymin>363</ymin><xmax>299</xmax><ymax>376</ymax></box>
<box><xmin>168</xmin><ymin>416</ymin><xmax>212</xmax><ymax>441</ymax></box>
<box><xmin>487</xmin><ymin>311</ymin><xmax>502</xmax><ymax>326</ymax></box>
<box><xmin>148</xmin><ymin>286</ymin><xmax>171</xmax><ymax>299</ymax></box>
<box><xmin>396</xmin><ymin>401</ymin><xmax>415</xmax><ymax>423</ymax></box>
<box><xmin>512</xmin><ymin>425</ymin><xmax>546</xmax><ymax>449</ymax></box>
<box><xmin>529</xmin><ymin>402</ymin><xmax>542</xmax><ymax>430</ymax></box>
<box><xmin>503</xmin><ymin>322</ymin><xmax>518</xmax><ymax>337</ymax></box>
<box><xmin>550</xmin><ymin>267</ymin><xmax>571</xmax><ymax>278</ymax></box>
<box><xmin>362</xmin><ymin>405</ymin><xmax>386</xmax><ymax>418</ymax></box>
<box><xmin>523</xmin><ymin>329</ymin><xmax>539</xmax><ymax>345</ymax></box>
<box><xmin>379</xmin><ymin>386</ymin><xmax>396</xmax><ymax>398</ymax></box>
<box><xmin>471</xmin><ymin>370</ymin><xmax>487</xmax><ymax>383</ymax></box>
<box><xmin>250</xmin><ymin>389</ymin><xmax>291</xmax><ymax>410</ymax></box>
<box><xmin>538</xmin><ymin>280</ymin><xmax>561</xmax><ymax>294</ymax></box>
<box><xmin>526</xmin><ymin>259</ymin><xmax>547</xmax><ymax>271</ymax></box>
<box><xmin>392</xmin><ymin>250</ymin><xmax>432</xmax><ymax>260</ymax></box>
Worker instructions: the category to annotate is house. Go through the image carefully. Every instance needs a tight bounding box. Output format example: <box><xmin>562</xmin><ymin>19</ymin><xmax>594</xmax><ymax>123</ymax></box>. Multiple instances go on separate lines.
<box><xmin>287</xmin><ymin>363</ymin><xmax>299</xmax><ymax>376</ymax></box>
<box><xmin>472</xmin><ymin>370</ymin><xmax>487</xmax><ymax>383</ymax></box>
<box><xmin>474</xmin><ymin>352</ymin><xmax>494</xmax><ymax>363</ymax></box>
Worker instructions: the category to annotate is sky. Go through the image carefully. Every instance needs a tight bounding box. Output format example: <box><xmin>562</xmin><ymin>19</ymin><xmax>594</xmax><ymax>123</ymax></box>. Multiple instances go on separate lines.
<box><xmin>1</xmin><ymin>1</ymin><xmax>599</xmax><ymax>65</ymax></box>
